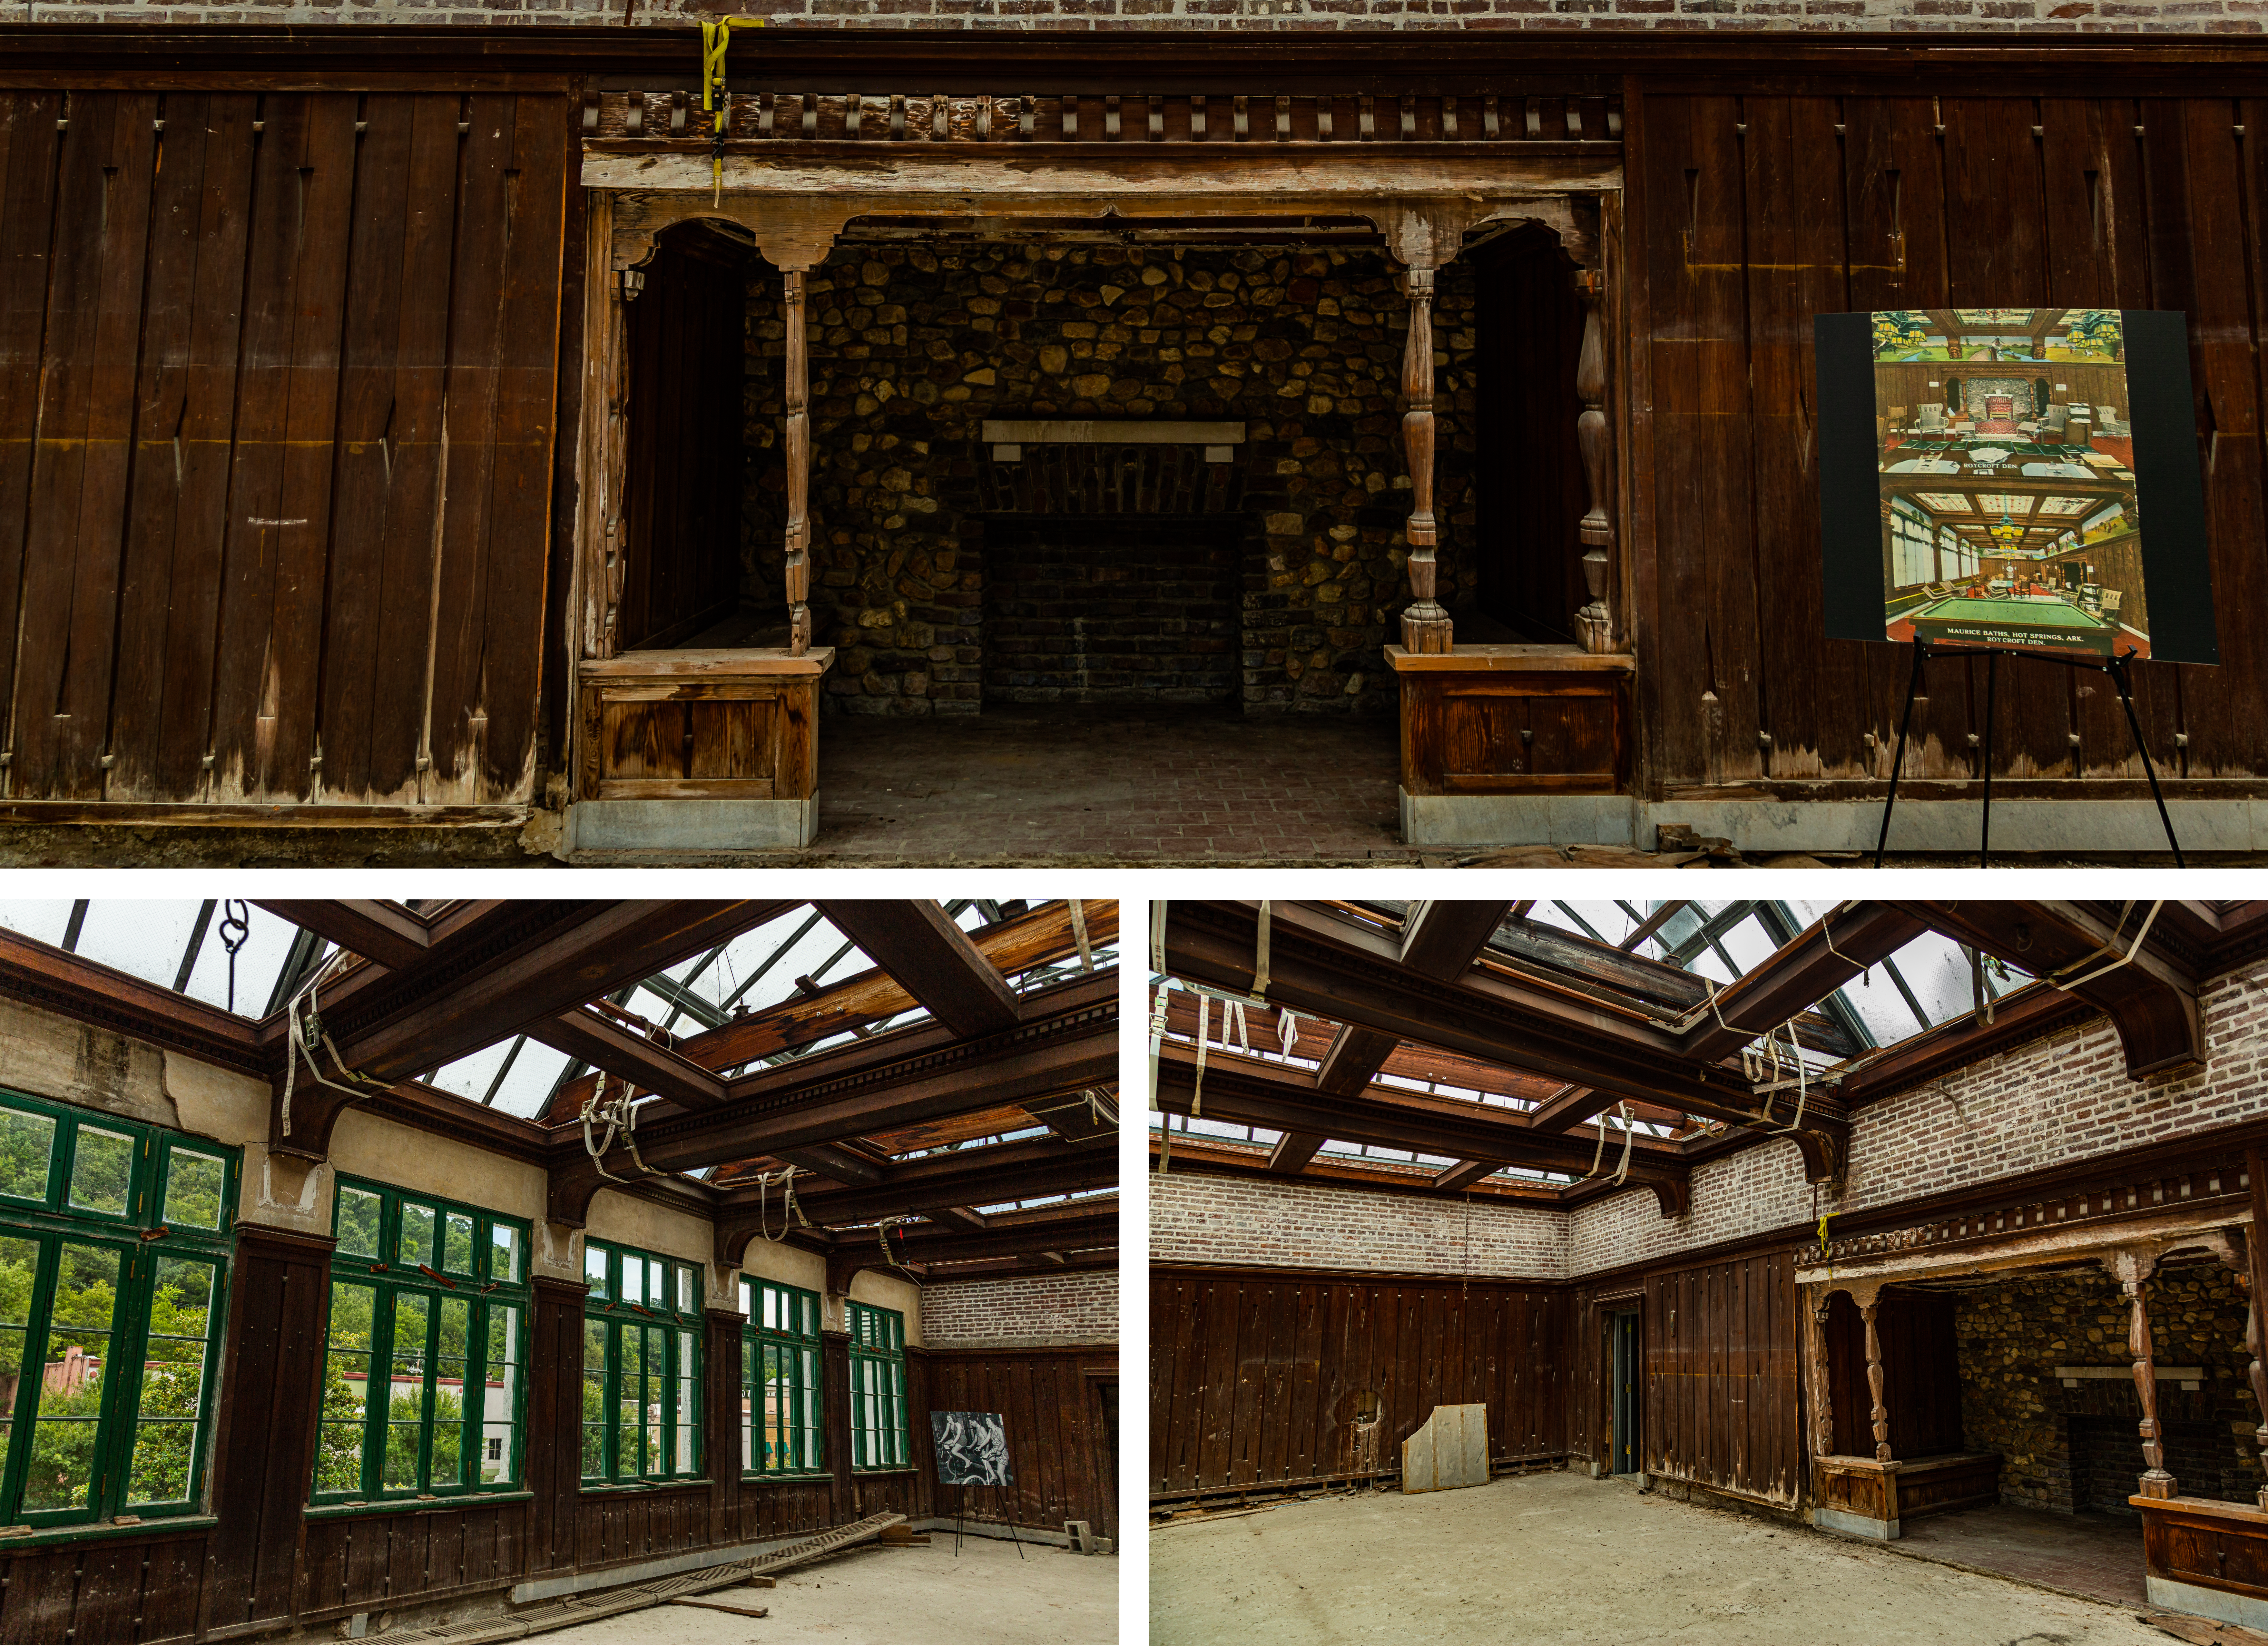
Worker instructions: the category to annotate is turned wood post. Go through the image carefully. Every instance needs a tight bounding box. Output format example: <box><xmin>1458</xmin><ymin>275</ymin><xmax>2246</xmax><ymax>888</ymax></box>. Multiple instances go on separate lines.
<box><xmin>2111</xmin><ymin>1248</ymin><xmax>2178</xmax><ymax>1499</ymax></box>
<box><xmin>1860</xmin><ymin>1295</ymin><xmax>1892</xmax><ymax>1463</ymax></box>
<box><xmin>1398</xmin><ymin>265</ymin><xmax>1452</xmax><ymax>654</ymax></box>
<box><xmin>1804</xmin><ymin>1289</ymin><xmax>1835</xmax><ymax>1459</ymax></box>
<box><xmin>782</xmin><ymin>267</ymin><xmax>815</xmax><ymax>655</ymax></box>
<box><xmin>1572</xmin><ymin>265</ymin><xmax>1615</xmax><ymax>654</ymax></box>
<box><xmin>599</xmin><ymin>262</ymin><xmax>638</xmax><ymax>660</ymax></box>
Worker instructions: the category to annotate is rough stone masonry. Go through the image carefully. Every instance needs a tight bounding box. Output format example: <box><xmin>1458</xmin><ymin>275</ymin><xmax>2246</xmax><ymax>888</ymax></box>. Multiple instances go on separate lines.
<box><xmin>740</xmin><ymin>239</ymin><xmax>1478</xmax><ymax>716</ymax></box>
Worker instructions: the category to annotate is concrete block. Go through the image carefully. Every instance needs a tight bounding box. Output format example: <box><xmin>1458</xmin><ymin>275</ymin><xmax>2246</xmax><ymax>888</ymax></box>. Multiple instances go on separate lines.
<box><xmin>1399</xmin><ymin>790</ymin><xmax>1642</xmax><ymax>847</ymax></box>
<box><xmin>565</xmin><ymin>796</ymin><xmax>821</xmax><ymax>853</ymax></box>
<box><xmin>1402</xmin><ymin>1403</ymin><xmax>1489</xmax><ymax>1494</ymax></box>
<box><xmin>2145</xmin><ymin>1572</ymin><xmax>2268</xmax><ymax>1631</ymax></box>
<box><xmin>1812</xmin><ymin>1505</ymin><xmax>1900</xmax><ymax>1541</ymax></box>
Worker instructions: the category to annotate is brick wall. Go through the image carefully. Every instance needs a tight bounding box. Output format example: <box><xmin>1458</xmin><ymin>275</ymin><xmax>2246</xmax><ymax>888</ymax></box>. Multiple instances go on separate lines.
<box><xmin>922</xmin><ymin>1270</ymin><xmax>1118</xmax><ymax>1347</ymax></box>
<box><xmin>1155</xmin><ymin>961</ymin><xmax>2265</xmax><ymax>1283</ymax></box>
<box><xmin>1568</xmin><ymin>959</ymin><xmax>2268</xmax><ymax>1273</ymax></box>
<box><xmin>38</xmin><ymin>3</ymin><xmax>2260</xmax><ymax>36</ymax></box>
<box><xmin>984</xmin><ymin>518</ymin><xmax>1242</xmax><ymax>703</ymax></box>
<box><xmin>1150</xmin><ymin>1169</ymin><xmax>1570</xmax><ymax>1276</ymax></box>
<box><xmin>1955</xmin><ymin>1265</ymin><xmax>2265</xmax><ymax>1511</ymax></box>
<box><xmin>737</xmin><ymin>240</ymin><xmax>1478</xmax><ymax>716</ymax></box>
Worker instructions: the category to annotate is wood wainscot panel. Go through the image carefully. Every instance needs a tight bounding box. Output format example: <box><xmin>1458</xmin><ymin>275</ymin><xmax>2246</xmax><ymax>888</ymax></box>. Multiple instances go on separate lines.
<box><xmin>297</xmin><ymin>1498</ymin><xmax>533</xmax><ymax>1626</ymax></box>
<box><xmin>1892</xmin><ymin>1452</ymin><xmax>2003</xmax><ymax>1522</ymax></box>
<box><xmin>926</xmin><ymin>1347</ymin><xmax>1118</xmax><ymax>1536</ymax></box>
<box><xmin>1813</xmin><ymin>1457</ymin><xmax>1894</xmax><ymax>1522</ymax></box>
<box><xmin>2134</xmin><ymin>1495</ymin><xmax>2267</xmax><ymax>1613</ymax></box>
<box><xmin>1</xmin><ymin>1526</ymin><xmax>211</xmax><ymax>1645</ymax></box>
<box><xmin>1387</xmin><ymin>645</ymin><xmax>1635</xmax><ymax>796</ymax></box>
<box><xmin>575</xmin><ymin>650</ymin><xmax>832</xmax><ymax>802</ymax></box>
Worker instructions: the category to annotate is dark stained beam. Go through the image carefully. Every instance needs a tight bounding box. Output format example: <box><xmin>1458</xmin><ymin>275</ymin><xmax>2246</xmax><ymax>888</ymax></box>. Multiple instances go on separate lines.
<box><xmin>816</xmin><ymin>901</ymin><xmax>1020</xmax><ymax>1038</ymax></box>
<box><xmin>1617</xmin><ymin>900</ymin><xmax>1688</xmax><ymax>952</ymax></box>
<box><xmin>1895</xmin><ymin>901</ymin><xmax>2203</xmax><ymax>1076</ymax></box>
<box><xmin>1678</xmin><ymin>902</ymin><xmax>1929</xmax><ymax>1065</ymax></box>
<box><xmin>772</xmin><ymin>1143</ymin><xmax>890</xmax><ymax>1186</ymax></box>
<box><xmin>1268</xmin><ymin>1132</ymin><xmax>1327</xmax><ymax>1175</ymax></box>
<box><xmin>1154</xmin><ymin>1042</ymin><xmax>1691</xmax><ymax>1181</ymax></box>
<box><xmin>253</xmin><ymin>900</ymin><xmax>437</xmax><ymax>970</ymax></box>
<box><xmin>1316</xmin><ymin>1023</ymin><xmax>1404</xmax><ymax>1096</ymax></box>
<box><xmin>1023</xmin><ymin>1087</ymin><xmax>1116</xmax><ymax>1150</ymax></box>
<box><xmin>1164</xmin><ymin>901</ymin><xmax>1851</xmax><ymax>1132</ymax></box>
<box><xmin>529</xmin><ymin>1007</ymin><xmax>729</xmax><ymax>1110</ymax></box>
<box><xmin>1432</xmin><ymin>1159</ymin><xmax>1500</xmax><ymax>1192</ymax></box>
<box><xmin>540</xmin><ymin>900</ymin><xmax>1114</xmax><ymax>1124</ymax></box>
<box><xmin>871</xmin><ymin>1210</ymin><xmax>1115</xmax><ymax>1266</ymax></box>
<box><xmin>0</xmin><ymin>929</ymin><xmax>265</xmax><ymax>1074</ymax></box>
<box><xmin>926</xmin><ymin>1207</ymin><xmax>989</xmax><ymax>1233</ymax></box>
<box><xmin>1398</xmin><ymin>901</ymin><xmax>1513</xmax><ymax>982</ymax></box>
<box><xmin>1526</xmin><ymin>1084</ymin><xmax>1614</xmax><ymax>1133</ymax></box>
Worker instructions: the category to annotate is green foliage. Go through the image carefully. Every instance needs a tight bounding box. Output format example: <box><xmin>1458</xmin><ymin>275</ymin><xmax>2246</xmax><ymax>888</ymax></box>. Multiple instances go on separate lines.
<box><xmin>0</xmin><ymin>1109</ymin><xmax>55</xmax><ymax>1200</ymax></box>
<box><xmin>1872</xmin><ymin>310</ymin><xmax>1932</xmax><ymax>360</ymax></box>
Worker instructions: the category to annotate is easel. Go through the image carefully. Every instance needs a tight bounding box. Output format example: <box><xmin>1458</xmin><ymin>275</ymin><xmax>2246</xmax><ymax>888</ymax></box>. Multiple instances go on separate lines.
<box><xmin>1873</xmin><ymin>637</ymin><xmax>2184</xmax><ymax>868</ymax></box>
<box><xmin>950</xmin><ymin>1481</ymin><xmax>1025</xmax><ymax>1561</ymax></box>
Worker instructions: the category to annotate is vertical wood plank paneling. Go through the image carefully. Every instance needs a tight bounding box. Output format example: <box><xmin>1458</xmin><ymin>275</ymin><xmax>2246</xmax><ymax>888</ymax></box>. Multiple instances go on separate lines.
<box><xmin>0</xmin><ymin>91</ymin><xmax>64</xmax><ymax>762</ymax></box>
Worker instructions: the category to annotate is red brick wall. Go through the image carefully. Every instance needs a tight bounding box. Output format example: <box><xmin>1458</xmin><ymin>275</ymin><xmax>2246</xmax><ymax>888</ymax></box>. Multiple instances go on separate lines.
<box><xmin>1151</xmin><ymin>1170</ymin><xmax>1569</xmax><ymax>1275</ymax></box>
<box><xmin>923</xmin><ymin>1270</ymin><xmax>1117</xmax><ymax>1347</ymax></box>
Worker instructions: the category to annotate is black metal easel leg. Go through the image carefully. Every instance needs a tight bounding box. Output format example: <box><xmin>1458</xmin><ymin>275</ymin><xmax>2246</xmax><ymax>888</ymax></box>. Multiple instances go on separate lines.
<box><xmin>1002</xmin><ymin>1485</ymin><xmax>1025</xmax><ymax>1560</ymax></box>
<box><xmin>2110</xmin><ymin>653</ymin><xmax>2185</xmax><ymax>867</ymax></box>
<box><xmin>955</xmin><ymin>1483</ymin><xmax>964</xmax><ymax>1557</ymax></box>
<box><xmin>1979</xmin><ymin>650</ymin><xmax>1999</xmax><ymax>870</ymax></box>
<box><xmin>1874</xmin><ymin>639</ymin><xmax>1928</xmax><ymax>868</ymax></box>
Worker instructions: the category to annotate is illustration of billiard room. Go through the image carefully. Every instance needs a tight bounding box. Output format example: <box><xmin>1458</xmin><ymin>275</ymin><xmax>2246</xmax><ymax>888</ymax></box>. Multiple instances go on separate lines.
<box><xmin>1881</xmin><ymin>485</ymin><xmax>2148</xmax><ymax>659</ymax></box>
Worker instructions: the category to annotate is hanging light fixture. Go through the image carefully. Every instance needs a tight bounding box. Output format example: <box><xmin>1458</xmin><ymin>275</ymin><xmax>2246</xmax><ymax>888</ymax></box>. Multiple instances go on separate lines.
<box><xmin>1988</xmin><ymin>511</ymin><xmax>2025</xmax><ymax>550</ymax></box>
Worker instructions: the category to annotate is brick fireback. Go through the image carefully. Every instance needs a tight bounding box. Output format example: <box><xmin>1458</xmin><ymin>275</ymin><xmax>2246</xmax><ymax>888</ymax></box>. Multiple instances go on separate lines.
<box><xmin>1952</xmin><ymin>1265</ymin><xmax>2264</xmax><ymax>1514</ymax></box>
<box><xmin>739</xmin><ymin>240</ymin><xmax>1478</xmax><ymax>717</ymax></box>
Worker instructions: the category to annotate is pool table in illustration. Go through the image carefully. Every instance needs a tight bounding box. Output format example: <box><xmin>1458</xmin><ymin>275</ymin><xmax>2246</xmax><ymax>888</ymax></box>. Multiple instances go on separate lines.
<box><xmin>1899</xmin><ymin>595</ymin><xmax>2121</xmax><ymax>657</ymax></box>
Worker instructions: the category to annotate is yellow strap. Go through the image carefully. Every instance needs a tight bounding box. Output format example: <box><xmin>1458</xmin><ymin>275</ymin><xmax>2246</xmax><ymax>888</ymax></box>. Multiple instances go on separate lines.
<box><xmin>700</xmin><ymin>18</ymin><xmax>766</xmax><ymax>113</ymax></box>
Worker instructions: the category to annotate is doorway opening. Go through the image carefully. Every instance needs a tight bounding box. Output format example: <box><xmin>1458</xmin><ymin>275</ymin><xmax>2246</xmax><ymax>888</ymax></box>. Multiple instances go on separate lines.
<box><xmin>1609</xmin><ymin>1309</ymin><xmax>1641</xmax><ymax>1477</ymax></box>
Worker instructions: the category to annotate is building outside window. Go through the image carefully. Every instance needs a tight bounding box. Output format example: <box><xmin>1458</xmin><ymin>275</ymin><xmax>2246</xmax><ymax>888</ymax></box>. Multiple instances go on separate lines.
<box><xmin>312</xmin><ymin>1178</ymin><xmax>528</xmax><ymax>1503</ymax></box>
<box><xmin>0</xmin><ymin>1091</ymin><xmax>237</xmax><ymax>1529</ymax></box>
<box><xmin>847</xmin><ymin>1302</ymin><xmax>907</xmax><ymax>1470</ymax></box>
<box><xmin>741</xmin><ymin>1278</ymin><xmax>822</xmax><ymax>1475</ymax></box>
<box><xmin>581</xmin><ymin>1240</ymin><xmax>703</xmax><ymax>1483</ymax></box>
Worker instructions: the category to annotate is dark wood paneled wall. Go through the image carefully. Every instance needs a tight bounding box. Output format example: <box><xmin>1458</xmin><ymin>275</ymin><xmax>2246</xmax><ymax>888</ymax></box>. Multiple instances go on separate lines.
<box><xmin>928</xmin><ymin>1346</ymin><xmax>1119</xmax><ymax>1537</ymax></box>
<box><xmin>1629</xmin><ymin>90</ymin><xmax>2264</xmax><ymax>792</ymax></box>
<box><xmin>1824</xmin><ymin>1290</ymin><xmax>1965</xmax><ymax>1460</ymax></box>
<box><xmin>619</xmin><ymin>228</ymin><xmax>748</xmax><ymax>652</ymax></box>
<box><xmin>0</xmin><ymin>87</ymin><xmax>570</xmax><ymax>808</ymax></box>
<box><xmin>1150</xmin><ymin>1267</ymin><xmax>1568</xmax><ymax>1501</ymax></box>
<box><xmin>1641</xmin><ymin>1252</ymin><xmax>1803</xmax><ymax>1506</ymax></box>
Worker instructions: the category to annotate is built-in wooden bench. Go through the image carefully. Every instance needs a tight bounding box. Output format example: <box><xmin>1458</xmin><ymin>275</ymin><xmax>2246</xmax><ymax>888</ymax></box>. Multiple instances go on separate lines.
<box><xmin>2133</xmin><ymin>1494</ymin><xmax>2267</xmax><ymax>1631</ymax></box>
<box><xmin>1812</xmin><ymin>1451</ymin><xmax>2002</xmax><ymax>1541</ymax></box>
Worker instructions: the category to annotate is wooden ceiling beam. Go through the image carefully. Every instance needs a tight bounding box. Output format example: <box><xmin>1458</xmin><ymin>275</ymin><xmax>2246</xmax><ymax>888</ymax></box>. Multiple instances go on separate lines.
<box><xmin>1316</xmin><ymin>1023</ymin><xmax>1405</xmax><ymax>1096</ymax></box>
<box><xmin>252</xmin><ymin>899</ymin><xmax>439</xmax><ymax>971</ymax></box>
<box><xmin>539</xmin><ymin>899</ymin><xmax>1111</xmax><ymax>1124</ymax></box>
<box><xmin>1023</xmin><ymin>1086</ymin><xmax>1117</xmax><ymax>1150</ymax></box>
<box><xmin>1268</xmin><ymin>1132</ymin><xmax>1327</xmax><ymax>1174</ymax></box>
<box><xmin>529</xmin><ymin>1006</ymin><xmax>729</xmax><ymax>1111</ymax></box>
<box><xmin>1895</xmin><ymin>900</ymin><xmax>2203</xmax><ymax>1076</ymax></box>
<box><xmin>815</xmin><ymin>901</ymin><xmax>1021</xmax><ymax>1039</ymax></box>
<box><xmin>1677</xmin><ymin>902</ymin><xmax>1929</xmax><ymax>1065</ymax></box>
<box><xmin>1397</xmin><ymin>901</ymin><xmax>1514</xmax><ymax>982</ymax></box>
<box><xmin>1432</xmin><ymin>1159</ymin><xmax>1500</xmax><ymax>1192</ymax></box>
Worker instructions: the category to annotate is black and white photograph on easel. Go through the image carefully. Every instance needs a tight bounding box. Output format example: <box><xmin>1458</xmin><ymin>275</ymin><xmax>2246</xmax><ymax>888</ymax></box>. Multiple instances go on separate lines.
<box><xmin>931</xmin><ymin>1410</ymin><xmax>1013</xmax><ymax>1486</ymax></box>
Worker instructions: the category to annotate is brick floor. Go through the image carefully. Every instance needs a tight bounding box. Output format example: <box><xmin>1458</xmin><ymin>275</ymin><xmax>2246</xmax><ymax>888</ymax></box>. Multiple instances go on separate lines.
<box><xmin>807</xmin><ymin>703</ymin><xmax>1419</xmax><ymax>864</ymax></box>
<box><xmin>1886</xmin><ymin>1502</ymin><xmax>2148</xmax><ymax>1611</ymax></box>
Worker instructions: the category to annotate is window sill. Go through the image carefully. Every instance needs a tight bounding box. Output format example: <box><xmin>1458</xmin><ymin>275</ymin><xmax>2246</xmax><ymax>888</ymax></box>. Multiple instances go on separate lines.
<box><xmin>305</xmin><ymin>1491</ymin><xmax>534</xmax><ymax>1521</ymax></box>
<box><xmin>851</xmin><ymin>1467</ymin><xmax>918</xmax><ymax>1477</ymax></box>
<box><xmin>577</xmin><ymin>1479</ymin><xmax>714</xmax><ymax>1496</ymax></box>
<box><xmin>1</xmin><ymin>1514</ymin><xmax>219</xmax><ymax>1548</ymax></box>
<box><xmin>743</xmin><ymin>1471</ymin><xmax>834</xmax><ymax>1484</ymax></box>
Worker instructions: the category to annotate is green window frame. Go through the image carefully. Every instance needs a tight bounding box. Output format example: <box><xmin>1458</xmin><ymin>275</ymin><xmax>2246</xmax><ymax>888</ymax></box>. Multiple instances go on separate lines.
<box><xmin>311</xmin><ymin>1177</ymin><xmax>530</xmax><ymax>1505</ymax></box>
<box><xmin>740</xmin><ymin>1279</ymin><xmax>822</xmax><ymax>1476</ymax></box>
<box><xmin>847</xmin><ymin>1302</ymin><xmax>907</xmax><ymax>1471</ymax></box>
<box><xmin>580</xmin><ymin>1241</ymin><xmax>703</xmax><ymax>1485</ymax></box>
<box><xmin>0</xmin><ymin>1089</ymin><xmax>237</xmax><ymax>1531</ymax></box>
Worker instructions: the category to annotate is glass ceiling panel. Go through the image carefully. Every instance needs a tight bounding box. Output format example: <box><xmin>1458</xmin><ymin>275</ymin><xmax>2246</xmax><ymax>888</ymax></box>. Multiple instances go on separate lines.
<box><xmin>0</xmin><ymin>900</ymin><xmax>321</xmax><ymax>1019</ymax></box>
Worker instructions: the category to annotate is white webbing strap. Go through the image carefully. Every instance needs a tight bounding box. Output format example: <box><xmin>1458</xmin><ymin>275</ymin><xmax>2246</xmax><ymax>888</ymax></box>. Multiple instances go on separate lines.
<box><xmin>1192</xmin><ymin>993</ymin><xmax>1211</xmax><ymax>1118</ymax></box>
<box><xmin>1069</xmin><ymin>900</ymin><xmax>1094</xmax><ymax>972</ymax></box>
<box><xmin>280</xmin><ymin>949</ymin><xmax>385</xmax><ymax>1139</ymax></box>
<box><xmin>1252</xmin><ymin>900</ymin><xmax>1273</xmax><ymax>998</ymax></box>
<box><xmin>1817</xmin><ymin>902</ymin><xmax>1873</xmax><ymax>988</ymax></box>
<box><xmin>2047</xmin><ymin>901</ymin><xmax>2163</xmax><ymax>993</ymax></box>
<box><xmin>1148</xmin><ymin>979</ymin><xmax>1177</xmax><ymax>1176</ymax></box>
<box><xmin>1150</xmin><ymin>900</ymin><xmax>1168</xmax><ymax>977</ymax></box>
<box><xmin>751</xmin><ymin>1164</ymin><xmax>809</xmax><ymax>1243</ymax></box>
<box><xmin>876</xmin><ymin>1215</ymin><xmax>919</xmax><ymax>1275</ymax></box>
<box><xmin>1277</xmin><ymin>1008</ymin><xmax>1301</xmax><ymax>1057</ymax></box>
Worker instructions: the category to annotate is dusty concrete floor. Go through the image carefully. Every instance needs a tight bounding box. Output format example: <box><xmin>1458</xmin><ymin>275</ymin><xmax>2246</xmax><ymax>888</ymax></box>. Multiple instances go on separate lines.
<box><xmin>1151</xmin><ymin>1474</ymin><xmax>2176</xmax><ymax>1646</ymax></box>
<box><xmin>524</xmin><ymin>1535</ymin><xmax>1117</xmax><ymax>1646</ymax></box>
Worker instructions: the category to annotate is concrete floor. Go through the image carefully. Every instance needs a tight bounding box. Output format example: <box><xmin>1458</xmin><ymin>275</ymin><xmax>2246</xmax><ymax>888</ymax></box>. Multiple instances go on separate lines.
<box><xmin>1150</xmin><ymin>1474</ymin><xmax>2176</xmax><ymax>1646</ymax></box>
<box><xmin>525</xmin><ymin>1535</ymin><xmax>1117</xmax><ymax>1645</ymax></box>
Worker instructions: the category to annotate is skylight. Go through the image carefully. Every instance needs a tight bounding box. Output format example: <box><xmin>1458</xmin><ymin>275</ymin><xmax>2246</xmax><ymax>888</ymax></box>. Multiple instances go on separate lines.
<box><xmin>0</xmin><ymin>900</ymin><xmax>331</xmax><ymax>1020</ymax></box>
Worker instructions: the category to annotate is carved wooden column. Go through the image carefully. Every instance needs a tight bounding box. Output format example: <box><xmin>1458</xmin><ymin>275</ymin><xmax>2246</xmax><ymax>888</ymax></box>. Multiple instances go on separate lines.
<box><xmin>1804</xmin><ymin>1288</ymin><xmax>1836</xmax><ymax>1458</ymax></box>
<box><xmin>1398</xmin><ymin>265</ymin><xmax>1452</xmax><ymax>653</ymax></box>
<box><xmin>781</xmin><ymin>267</ymin><xmax>815</xmax><ymax>655</ymax></box>
<box><xmin>599</xmin><ymin>264</ymin><xmax>638</xmax><ymax>660</ymax></box>
<box><xmin>1860</xmin><ymin>1291</ymin><xmax>1893</xmax><ymax>1463</ymax></box>
<box><xmin>2111</xmin><ymin>1247</ymin><xmax>2178</xmax><ymax>1499</ymax></box>
<box><xmin>1572</xmin><ymin>265</ymin><xmax>1615</xmax><ymax>654</ymax></box>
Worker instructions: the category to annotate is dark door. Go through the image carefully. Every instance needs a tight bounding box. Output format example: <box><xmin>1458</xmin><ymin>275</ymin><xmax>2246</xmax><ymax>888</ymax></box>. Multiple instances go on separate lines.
<box><xmin>1611</xmin><ymin>1311</ymin><xmax>1641</xmax><ymax>1475</ymax></box>
<box><xmin>1094</xmin><ymin>1378</ymin><xmax>1119</xmax><ymax>1540</ymax></box>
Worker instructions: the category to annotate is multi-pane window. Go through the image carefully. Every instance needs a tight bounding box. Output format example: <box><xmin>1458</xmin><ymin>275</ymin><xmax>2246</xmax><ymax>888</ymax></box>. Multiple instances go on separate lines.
<box><xmin>847</xmin><ymin>1303</ymin><xmax>907</xmax><ymax>1470</ymax></box>
<box><xmin>741</xmin><ymin>1279</ymin><xmax>822</xmax><ymax>1475</ymax></box>
<box><xmin>580</xmin><ymin>1241</ymin><xmax>702</xmax><ymax>1484</ymax></box>
<box><xmin>0</xmin><ymin>1091</ymin><xmax>235</xmax><ymax>1529</ymax></box>
<box><xmin>312</xmin><ymin>1179</ymin><xmax>528</xmax><ymax>1504</ymax></box>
